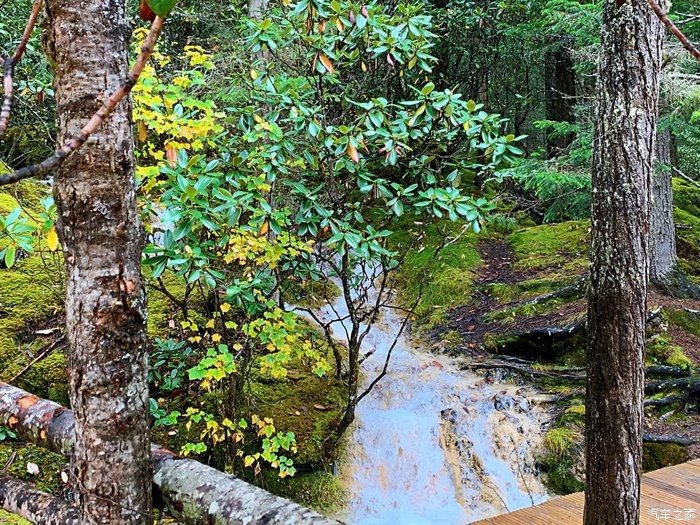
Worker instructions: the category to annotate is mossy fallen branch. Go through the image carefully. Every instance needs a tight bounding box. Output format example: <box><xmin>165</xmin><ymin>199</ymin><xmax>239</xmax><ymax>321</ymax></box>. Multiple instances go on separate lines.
<box><xmin>0</xmin><ymin>473</ymin><xmax>80</xmax><ymax>524</ymax></box>
<box><xmin>0</xmin><ymin>382</ymin><xmax>339</xmax><ymax>525</ymax></box>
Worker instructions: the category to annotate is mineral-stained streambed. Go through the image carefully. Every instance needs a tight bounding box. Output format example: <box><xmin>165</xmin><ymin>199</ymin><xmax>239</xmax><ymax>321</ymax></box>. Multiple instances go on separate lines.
<box><xmin>307</xmin><ymin>282</ymin><xmax>549</xmax><ymax>524</ymax></box>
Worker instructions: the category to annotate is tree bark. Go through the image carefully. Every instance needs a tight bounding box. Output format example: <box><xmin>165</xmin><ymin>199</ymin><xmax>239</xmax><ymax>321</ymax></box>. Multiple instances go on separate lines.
<box><xmin>585</xmin><ymin>0</ymin><xmax>664</xmax><ymax>523</ymax></box>
<box><xmin>0</xmin><ymin>474</ymin><xmax>81</xmax><ymax>524</ymax></box>
<box><xmin>650</xmin><ymin>126</ymin><xmax>679</xmax><ymax>284</ymax></box>
<box><xmin>544</xmin><ymin>44</ymin><xmax>577</xmax><ymax>156</ymax></box>
<box><xmin>0</xmin><ymin>382</ymin><xmax>340</xmax><ymax>525</ymax></box>
<box><xmin>43</xmin><ymin>1</ymin><xmax>151</xmax><ymax>523</ymax></box>
<box><xmin>248</xmin><ymin>0</ymin><xmax>270</xmax><ymax>20</ymax></box>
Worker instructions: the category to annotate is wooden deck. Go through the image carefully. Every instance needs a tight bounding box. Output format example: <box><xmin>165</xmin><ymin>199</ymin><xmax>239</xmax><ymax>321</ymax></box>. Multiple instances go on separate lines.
<box><xmin>473</xmin><ymin>459</ymin><xmax>700</xmax><ymax>524</ymax></box>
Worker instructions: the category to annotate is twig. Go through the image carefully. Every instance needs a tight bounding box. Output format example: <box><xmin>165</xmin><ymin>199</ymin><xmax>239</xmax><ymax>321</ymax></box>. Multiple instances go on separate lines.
<box><xmin>672</xmin><ymin>166</ymin><xmax>700</xmax><ymax>188</ymax></box>
<box><xmin>6</xmin><ymin>335</ymin><xmax>64</xmax><ymax>384</ymax></box>
<box><xmin>0</xmin><ymin>16</ymin><xmax>165</xmax><ymax>186</ymax></box>
<box><xmin>647</xmin><ymin>0</ymin><xmax>700</xmax><ymax>61</ymax></box>
<box><xmin>0</xmin><ymin>0</ymin><xmax>42</xmax><ymax>138</ymax></box>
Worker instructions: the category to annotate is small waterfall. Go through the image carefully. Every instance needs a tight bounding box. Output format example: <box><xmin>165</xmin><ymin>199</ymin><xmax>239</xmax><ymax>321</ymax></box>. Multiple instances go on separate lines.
<box><xmin>300</xmin><ymin>274</ymin><xmax>548</xmax><ymax>524</ymax></box>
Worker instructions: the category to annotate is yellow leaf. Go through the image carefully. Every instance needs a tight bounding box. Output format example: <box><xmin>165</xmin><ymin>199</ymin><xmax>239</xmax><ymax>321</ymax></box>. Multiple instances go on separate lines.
<box><xmin>220</xmin><ymin>303</ymin><xmax>232</xmax><ymax>313</ymax></box>
<box><xmin>258</xmin><ymin>220</ymin><xmax>269</xmax><ymax>237</ymax></box>
<box><xmin>347</xmin><ymin>142</ymin><xmax>359</xmax><ymax>163</ymax></box>
<box><xmin>46</xmin><ymin>228</ymin><xmax>60</xmax><ymax>252</ymax></box>
<box><xmin>250</xmin><ymin>69</ymin><xmax>259</xmax><ymax>80</ymax></box>
<box><xmin>138</xmin><ymin>121</ymin><xmax>148</xmax><ymax>143</ymax></box>
<box><xmin>318</xmin><ymin>53</ymin><xmax>335</xmax><ymax>74</ymax></box>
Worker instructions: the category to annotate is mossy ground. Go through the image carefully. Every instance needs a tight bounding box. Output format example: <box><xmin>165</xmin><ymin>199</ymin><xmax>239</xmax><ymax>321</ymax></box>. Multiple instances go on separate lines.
<box><xmin>391</xmin><ymin>218</ymin><xmax>481</xmax><ymax>330</ymax></box>
<box><xmin>673</xmin><ymin>178</ymin><xmax>700</xmax><ymax>279</ymax></box>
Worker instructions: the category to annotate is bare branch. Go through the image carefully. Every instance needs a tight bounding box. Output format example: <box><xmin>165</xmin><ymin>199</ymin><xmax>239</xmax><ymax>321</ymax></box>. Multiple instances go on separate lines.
<box><xmin>647</xmin><ymin>0</ymin><xmax>700</xmax><ymax>60</ymax></box>
<box><xmin>0</xmin><ymin>17</ymin><xmax>165</xmax><ymax>187</ymax></box>
<box><xmin>0</xmin><ymin>0</ymin><xmax>42</xmax><ymax>138</ymax></box>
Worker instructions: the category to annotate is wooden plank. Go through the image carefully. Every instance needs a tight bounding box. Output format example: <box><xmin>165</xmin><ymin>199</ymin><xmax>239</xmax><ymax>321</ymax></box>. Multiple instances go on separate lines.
<box><xmin>471</xmin><ymin>460</ymin><xmax>699</xmax><ymax>525</ymax></box>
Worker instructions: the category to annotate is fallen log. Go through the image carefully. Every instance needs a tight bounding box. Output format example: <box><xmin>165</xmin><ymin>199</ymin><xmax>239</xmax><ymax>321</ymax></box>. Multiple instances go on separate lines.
<box><xmin>0</xmin><ymin>474</ymin><xmax>81</xmax><ymax>524</ymax></box>
<box><xmin>643</xmin><ymin>433</ymin><xmax>697</xmax><ymax>446</ymax></box>
<box><xmin>645</xmin><ymin>365</ymin><xmax>692</xmax><ymax>378</ymax></box>
<box><xmin>644</xmin><ymin>394</ymin><xmax>687</xmax><ymax>407</ymax></box>
<box><xmin>0</xmin><ymin>382</ymin><xmax>339</xmax><ymax>525</ymax></box>
<box><xmin>644</xmin><ymin>377</ymin><xmax>700</xmax><ymax>396</ymax></box>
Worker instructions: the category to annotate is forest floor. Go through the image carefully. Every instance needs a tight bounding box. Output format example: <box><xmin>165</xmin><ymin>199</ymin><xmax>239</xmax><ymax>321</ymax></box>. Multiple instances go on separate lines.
<box><xmin>427</xmin><ymin>234</ymin><xmax>700</xmax><ymax>492</ymax></box>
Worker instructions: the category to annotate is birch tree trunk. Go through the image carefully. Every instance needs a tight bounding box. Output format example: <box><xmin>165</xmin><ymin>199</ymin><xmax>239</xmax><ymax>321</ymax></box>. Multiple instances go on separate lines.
<box><xmin>43</xmin><ymin>1</ymin><xmax>152</xmax><ymax>523</ymax></box>
<box><xmin>585</xmin><ymin>0</ymin><xmax>664</xmax><ymax>523</ymax></box>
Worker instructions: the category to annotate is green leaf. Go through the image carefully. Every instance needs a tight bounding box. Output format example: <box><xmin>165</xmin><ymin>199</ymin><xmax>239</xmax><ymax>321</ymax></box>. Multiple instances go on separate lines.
<box><xmin>4</xmin><ymin>245</ymin><xmax>16</xmax><ymax>268</ymax></box>
<box><xmin>146</xmin><ymin>0</ymin><xmax>177</xmax><ymax>17</ymax></box>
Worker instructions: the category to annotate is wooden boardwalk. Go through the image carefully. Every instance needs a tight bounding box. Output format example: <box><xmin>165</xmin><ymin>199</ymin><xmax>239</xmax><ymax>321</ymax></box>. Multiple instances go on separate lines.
<box><xmin>473</xmin><ymin>459</ymin><xmax>700</xmax><ymax>524</ymax></box>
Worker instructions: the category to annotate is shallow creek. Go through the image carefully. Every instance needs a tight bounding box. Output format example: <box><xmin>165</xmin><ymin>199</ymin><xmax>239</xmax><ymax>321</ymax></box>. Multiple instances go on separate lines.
<box><xmin>303</xmin><ymin>283</ymin><xmax>549</xmax><ymax>524</ymax></box>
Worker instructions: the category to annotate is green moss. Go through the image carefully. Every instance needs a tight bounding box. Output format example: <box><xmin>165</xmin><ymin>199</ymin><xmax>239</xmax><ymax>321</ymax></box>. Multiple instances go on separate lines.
<box><xmin>439</xmin><ymin>330</ymin><xmax>463</xmax><ymax>351</ymax></box>
<box><xmin>392</xmin><ymin>220</ymin><xmax>481</xmax><ymax>329</ymax></box>
<box><xmin>0</xmin><ymin>442</ymin><xmax>65</xmax><ymax>494</ymax></box>
<box><xmin>646</xmin><ymin>335</ymin><xmax>694</xmax><ymax>371</ymax></box>
<box><xmin>665</xmin><ymin>308</ymin><xmax>700</xmax><ymax>338</ymax></box>
<box><xmin>284</xmin><ymin>279</ymin><xmax>341</xmax><ymax>310</ymax></box>
<box><xmin>544</xmin><ymin>458</ymin><xmax>585</xmax><ymax>494</ymax></box>
<box><xmin>642</xmin><ymin>442</ymin><xmax>689</xmax><ymax>472</ymax></box>
<box><xmin>0</xmin><ymin>511</ymin><xmax>31</xmax><ymax>524</ymax></box>
<box><xmin>673</xmin><ymin>178</ymin><xmax>700</xmax><ymax>278</ymax></box>
<box><xmin>253</xmin><ymin>374</ymin><xmax>346</xmax><ymax>466</ymax></box>
<box><xmin>146</xmin><ymin>271</ymin><xmax>189</xmax><ymax>339</ymax></box>
<box><xmin>508</xmin><ymin>220</ymin><xmax>589</xmax><ymax>275</ymax></box>
<box><xmin>0</xmin><ymin>193</ymin><xmax>21</xmax><ymax>216</ymax></box>
<box><xmin>261</xmin><ymin>469</ymin><xmax>346</xmax><ymax>514</ymax></box>
<box><xmin>0</xmin><ymin>253</ymin><xmax>66</xmax><ymax>402</ymax></box>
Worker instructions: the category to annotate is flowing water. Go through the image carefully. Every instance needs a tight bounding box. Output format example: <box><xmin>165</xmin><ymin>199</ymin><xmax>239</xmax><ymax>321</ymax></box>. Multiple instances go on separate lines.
<box><xmin>304</xmin><ymin>281</ymin><xmax>549</xmax><ymax>525</ymax></box>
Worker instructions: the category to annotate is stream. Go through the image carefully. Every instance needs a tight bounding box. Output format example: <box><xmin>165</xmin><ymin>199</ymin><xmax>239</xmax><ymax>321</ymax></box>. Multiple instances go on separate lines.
<box><xmin>305</xmin><ymin>279</ymin><xmax>549</xmax><ymax>524</ymax></box>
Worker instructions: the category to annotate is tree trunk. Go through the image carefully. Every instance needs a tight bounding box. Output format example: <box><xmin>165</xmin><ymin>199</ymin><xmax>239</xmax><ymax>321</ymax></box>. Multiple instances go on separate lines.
<box><xmin>43</xmin><ymin>1</ymin><xmax>151</xmax><ymax>523</ymax></box>
<box><xmin>584</xmin><ymin>0</ymin><xmax>664</xmax><ymax>523</ymax></box>
<box><xmin>650</xmin><ymin>126</ymin><xmax>678</xmax><ymax>284</ymax></box>
<box><xmin>248</xmin><ymin>0</ymin><xmax>270</xmax><ymax>20</ymax></box>
<box><xmin>544</xmin><ymin>44</ymin><xmax>577</xmax><ymax>156</ymax></box>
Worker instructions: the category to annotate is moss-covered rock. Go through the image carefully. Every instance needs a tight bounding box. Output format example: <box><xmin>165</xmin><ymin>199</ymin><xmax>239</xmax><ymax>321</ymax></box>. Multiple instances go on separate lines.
<box><xmin>0</xmin><ymin>442</ymin><xmax>66</xmax><ymax>494</ymax></box>
<box><xmin>253</xmin><ymin>374</ymin><xmax>346</xmax><ymax>466</ymax></box>
<box><xmin>508</xmin><ymin>220</ymin><xmax>589</xmax><ymax>276</ymax></box>
<box><xmin>393</xmin><ymin>220</ymin><xmax>481</xmax><ymax>329</ymax></box>
<box><xmin>642</xmin><ymin>442</ymin><xmax>689</xmax><ymax>472</ymax></box>
<box><xmin>673</xmin><ymin>178</ymin><xmax>700</xmax><ymax>279</ymax></box>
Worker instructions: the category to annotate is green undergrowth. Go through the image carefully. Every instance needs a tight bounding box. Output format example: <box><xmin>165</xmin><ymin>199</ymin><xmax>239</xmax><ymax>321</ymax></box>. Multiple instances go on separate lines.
<box><xmin>392</xmin><ymin>218</ymin><xmax>481</xmax><ymax>330</ymax></box>
<box><xmin>643</xmin><ymin>443</ymin><xmax>689</xmax><ymax>472</ymax></box>
<box><xmin>537</xmin><ymin>400</ymin><xmax>585</xmax><ymax>494</ymax></box>
<box><xmin>251</xmin><ymin>372</ymin><xmax>346</xmax><ymax>466</ymax></box>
